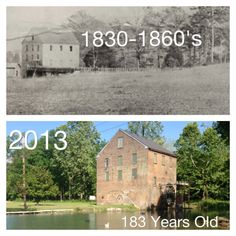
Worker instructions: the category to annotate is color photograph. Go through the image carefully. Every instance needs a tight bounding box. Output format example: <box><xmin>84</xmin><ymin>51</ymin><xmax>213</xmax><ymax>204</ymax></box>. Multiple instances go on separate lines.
<box><xmin>6</xmin><ymin>121</ymin><xmax>230</xmax><ymax>229</ymax></box>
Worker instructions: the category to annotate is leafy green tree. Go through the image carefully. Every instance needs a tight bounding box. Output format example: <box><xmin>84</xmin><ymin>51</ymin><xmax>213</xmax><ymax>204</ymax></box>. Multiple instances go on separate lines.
<box><xmin>27</xmin><ymin>166</ymin><xmax>59</xmax><ymax>204</ymax></box>
<box><xmin>53</xmin><ymin>122</ymin><xmax>105</xmax><ymax>199</ymax></box>
<box><xmin>175</xmin><ymin>122</ymin><xmax>229</xmax><ymax>200</ymax></box>
<box><xmin>127</xmin><ymin>121</ymin><xmax>165</xmax><ymax>145</ymax></box>
<box><xmin>213</xmin><ymin>121</ymin><xmax>229</xmax><ymax>145</ymax></box>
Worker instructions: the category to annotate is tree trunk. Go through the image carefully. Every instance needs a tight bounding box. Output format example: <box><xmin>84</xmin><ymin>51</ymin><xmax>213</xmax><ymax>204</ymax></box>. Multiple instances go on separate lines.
<box><xmin>211</xmin><ymin>7</ymin><xmax>215</xmax><ymax>64</ymax></box>
<box><xmin>68</xmin><ymin>176</ymin><xmax>71</xmax><ymax>200</ymax></box>
<box><xmin>22</xmin><ymin>152</ymin><xmax>27</xmax><ymax>210</ymax></box>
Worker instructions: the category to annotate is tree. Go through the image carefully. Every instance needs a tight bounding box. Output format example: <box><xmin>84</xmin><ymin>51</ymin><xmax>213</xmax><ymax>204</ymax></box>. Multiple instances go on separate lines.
<box><xmin>175</xmin><ymin>122</ymin><xmax>229</xmax><ymax>200</ymax></box>
<box><xmin>83</xmin><ymin>44</ymin><xmax>116</xmax><ymax>68</ymax></box>
<box><xmin>127</xmin><ymin>121</ymin><xmax>165</xmax><ymax>144</ymax></box>
<box><xmin>163</xmin><ymin>46</ymin><xmax>183</xmax><ymax>68</ymax></box>
<box><xmin>53</xmin><ymin>122</ymin><xmax>104</xmax><ymax>199</ymax></box>
<box><xmin>213</xmin><ymin>121</ymin><xmax>229</xmax><ymax>145</ymax></box>
<box><xmin>27</xmin><ymin>166</ymin><xmax>59</xmax><ymax>204</ymax></box>
<box><xmin>190</xmin><ymin>7</ymin><xmax>229</xmax><ymax>65</ymax></box>
<box><xmin>64</xmin><ymin>10</ymin><xmax>109</xmax><ymax>67</ymax></box>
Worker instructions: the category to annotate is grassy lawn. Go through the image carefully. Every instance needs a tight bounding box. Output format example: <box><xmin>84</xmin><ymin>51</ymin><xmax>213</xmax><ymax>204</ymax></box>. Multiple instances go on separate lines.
<box><xmin>7</xmin><ymin>64</ymin><xmax>229</xmax><ymax>115</ymax></box>
<box><xmin>7</xmin><ymin>200</ymin><xmax>137</xmax><ymax>212</ymax></box>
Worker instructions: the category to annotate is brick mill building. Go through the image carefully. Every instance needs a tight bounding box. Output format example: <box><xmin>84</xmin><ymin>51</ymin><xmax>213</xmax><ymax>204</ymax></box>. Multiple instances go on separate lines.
<box><xmin>96</xmin><ymin>130</ymin><xmax>177</xmax><ymax>209</ymax></box>
<box><xmin>21</xmin><ymin>28</ymin><xmax>79</xmax><ymax>77</ymax></box>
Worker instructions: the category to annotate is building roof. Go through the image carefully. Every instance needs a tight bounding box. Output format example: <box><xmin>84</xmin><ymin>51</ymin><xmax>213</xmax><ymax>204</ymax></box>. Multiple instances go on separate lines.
<box><xmin>121</xmin><ymin>130</ymin><xmax>176</xmax><ymax>157</ymax></box>
<box><xmin>22</xmin><ymin>28</ymin><xmax>79</xmax><ymax>45</ymax></box>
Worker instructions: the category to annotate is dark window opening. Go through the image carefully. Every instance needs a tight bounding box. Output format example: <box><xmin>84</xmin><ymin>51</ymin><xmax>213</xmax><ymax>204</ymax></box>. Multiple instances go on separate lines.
<box><xmin>132</xmin><ymin>153</ymin><xmax>137</xmax><ymax>165</ymax></box>
<box><xmin>117</xmin><ymin>156</ymin><xmax>123</xmax><ymax>166</ymax></box>
<box><xmin>153</xmin><ymin>176</ymin><xmax>157</xmax><ymax>186</ymax></box>
<box><xmin>104</xmin><ymin>158</ymin><xmax>109</xmax><ymax>168</ymax></box>
<box><xmin>132</xmin><ymin>168</ymin><xmax>137</xmax><ymax>179</ymax></box>
<box><xmin>118</xmin><ymin>170</ymin><xmax>122</xmax><ymax>181</ymax></box>
<box><xmin>153</xmin><ymin>153</ymin><xmax>157</xmax><ymax>164</ymax></box>
<box><xmin>117</xmin><ymin>137</ymin><xmax>124</xmax><ymax>148</ymax></box>
<box><xmin>105</xmin><ymin>171</ymin><xmax>109</xmax><ymax>181</ymax></box>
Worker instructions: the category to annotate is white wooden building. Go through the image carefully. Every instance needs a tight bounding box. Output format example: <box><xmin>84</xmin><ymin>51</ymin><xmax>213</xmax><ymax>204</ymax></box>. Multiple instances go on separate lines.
<box><xmin>21</xmin><ymin>29</ymin><xmax>79</xmax><ymax>77</ymax></box>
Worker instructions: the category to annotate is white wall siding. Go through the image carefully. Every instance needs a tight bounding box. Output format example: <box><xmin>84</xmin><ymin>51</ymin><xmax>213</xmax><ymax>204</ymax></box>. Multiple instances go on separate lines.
<box><xmin>42</xmin><ymin>44</ymin><xmax>79</xmax><ymax>68</ymax></box>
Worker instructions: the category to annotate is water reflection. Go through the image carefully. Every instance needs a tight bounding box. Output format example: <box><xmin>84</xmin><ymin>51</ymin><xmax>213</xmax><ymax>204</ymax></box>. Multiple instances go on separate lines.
<box><xmin>7</xmin><ymin>208</ymin><xmax>229</xmax><ymax>230</ymax></box>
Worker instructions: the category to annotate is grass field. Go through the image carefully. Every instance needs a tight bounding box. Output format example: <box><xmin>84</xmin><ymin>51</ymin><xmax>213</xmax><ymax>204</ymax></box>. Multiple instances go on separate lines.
<box><xmin>7</xmin><ymin>64</ymin><xmax>229</xmax><ymax>114</ymax></box>
<box><xmin>7</xmin><ymin>200</ymin><xmax>137</xmax><ymax>212</ymax></box>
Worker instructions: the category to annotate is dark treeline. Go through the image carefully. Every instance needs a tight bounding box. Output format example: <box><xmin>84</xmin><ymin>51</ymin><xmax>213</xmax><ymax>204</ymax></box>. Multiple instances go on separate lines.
<box><xmin>63</xmin><ymin>7</ymin><xmax>229</xmax><ymax>69</ymax></box>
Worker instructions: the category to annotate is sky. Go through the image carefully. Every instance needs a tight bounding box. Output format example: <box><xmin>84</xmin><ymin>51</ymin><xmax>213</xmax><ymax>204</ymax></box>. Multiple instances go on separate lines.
<box><xmin>7</xmin><ymin>6</ymin><xmax>190</xmax><ymax>51</ymax></box>
<box><xmin>7</xmin><ymin>6</ymin><xmax>146</xmax><ymax>51</ymax></box>
<box><xmin>7</xmin><ymin>121</ymin><xmax>213</xmax><ymax>143</ymax></box>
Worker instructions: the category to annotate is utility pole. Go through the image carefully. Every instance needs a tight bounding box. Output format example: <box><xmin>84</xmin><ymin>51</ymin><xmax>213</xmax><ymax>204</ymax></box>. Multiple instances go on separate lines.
<box><xmin>20</xmin><ymin>136</ymin><xmax>27</xmax><ymax>210</ymax></box>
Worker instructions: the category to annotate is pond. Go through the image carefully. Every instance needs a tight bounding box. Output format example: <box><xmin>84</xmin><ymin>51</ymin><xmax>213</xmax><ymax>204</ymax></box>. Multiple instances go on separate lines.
<box><xmin>7</xmin><ymin>208</ymin><xmax>229</xmax><ymax>230</ymax></box>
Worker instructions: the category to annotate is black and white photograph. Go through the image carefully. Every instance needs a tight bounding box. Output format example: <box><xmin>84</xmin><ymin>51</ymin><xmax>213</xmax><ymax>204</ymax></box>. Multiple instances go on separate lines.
<box><xmin>7</xmin><ymin>6</ymin><xmax>229</xmax><ymax>115</ymax></box>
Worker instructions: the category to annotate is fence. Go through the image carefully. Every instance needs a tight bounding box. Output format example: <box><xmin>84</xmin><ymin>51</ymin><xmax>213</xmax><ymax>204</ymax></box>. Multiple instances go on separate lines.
<box><xmin>78</xmin><ymin>67</ymin><xmax>162</xmax><ymax>73</ymax></box>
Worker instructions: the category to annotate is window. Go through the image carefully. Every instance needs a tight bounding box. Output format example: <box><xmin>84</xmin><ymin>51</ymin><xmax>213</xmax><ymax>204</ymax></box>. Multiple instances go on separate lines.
<box><xmin>132</xmin><ymin>153</ymin><xmax>137</xmax><ymax>165</ymax></box>
<box><xmin>32</xmin><ymin>45</ymin><xmax>34</xmax><ymax>51</ymax></box>
<box><xmin>117</xmin><ymin>156</ymin><xmax>123</xmax><ymax>166</ymax></box>
<box><xmin>26</xmin><ymin>54</ymin><xmax>28</xmax><ymax>62</ymax></box>
<box><xmin>32</xmin><ymin>35</ymin><xmax>34</xmax><ymax>40</ymax></box>
<box><xmin>105</xmin><ymin>171</ymin><xmax>109</xmax><ymax>181</ymax></box>
<box><xmin>50</xmin><ymin>45</ymin><xmax>53</xmax><ymax>51</ymax></box>
<box><xmin>132</xmin><ymin>168</ymin><xmax>137</xmax><ymax>179</ymax></box>
<box><xmin>37</xmin><ymin>54</ymin><xmax>39</xmax><ymax>60</ymax></box>
<box><xmin>31</xmin><ymin>55</ymin><xmax>33</xmax><ymax>60</ymax></box>
<box><xmin>26</xmin><ymin>45</ymin><xmax>28</xmax><ymax>52</ymax></box>
<box><xmin>153</xmin><ymin>176</ymin><xmax>157</xmax><ymax>186</ymax></box>
<box><xmin>162</xmin><ymin>155</ymin><xmax>165</xmax><ymax>166</ymax></box>
<box><xmin>117</xmin><ymin>137</ymin><xmax>124</xmax><ymax>148</ymax></box>
<box><xmin>69</xmin><ymin>46</ymin><xmax>73</xmax><ymax>51</ymax></box>
<box><xmin>60</xmin><ymin>45</ymin><xmax>63</xmax><ymax>51</ymax></box>
<box><xmin>153</xmin><ymin>153</ymin><xmax>157</xmax><ymax>164</ymax></box>
<box><xmin>118</xmin><ymin>170</ymin><xmax>122</xmax><ymax>181</ymax></box>
<box><xmin>37</xmin><ymin>45</ymin><xmax>40</xmax><ymax>51</ymax></box>
<box><xmin>104</xmin><ymin>158</ymin><xmax>109</xmax><ymax>168</ymax></box>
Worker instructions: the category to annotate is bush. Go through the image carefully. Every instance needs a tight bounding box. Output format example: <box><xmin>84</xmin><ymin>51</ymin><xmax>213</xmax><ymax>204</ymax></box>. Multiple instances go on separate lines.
<box><xmin>198</xmin><ymin>199</ymin><xmax>229</xmax><ymax>211</ymax></box>
<box><xmin>163</xmin><ymin>46</ymin><xmax>183</xmax><ymax>68</ymax></box>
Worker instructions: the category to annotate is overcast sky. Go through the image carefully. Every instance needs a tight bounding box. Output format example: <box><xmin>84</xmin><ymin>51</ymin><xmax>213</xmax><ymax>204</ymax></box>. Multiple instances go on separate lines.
<box><xmin>7</xmin><ymin>6</ymin><xmax>146</xmax><ymax>50</ymax></box>
<box><xmin>8</xmin><ymin>6</ymin><xmax>183</xmax><ymax>51</ymax></box>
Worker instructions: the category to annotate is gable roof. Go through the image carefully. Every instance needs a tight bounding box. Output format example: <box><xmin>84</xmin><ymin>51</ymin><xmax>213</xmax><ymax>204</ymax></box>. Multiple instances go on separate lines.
<box><xmin>97</xmin><ymin>129</ymin><xmax>176</xmax><ymax>158</ymax></box>
<box><xmin>22</xmin><ymin>28</ymin><xmax>79</xmax><ymax>45</ymax></box>
<box><xmin>121</xmin><ymin>130</ymin><xmax>176</xmax><ymax>157</ymax></box>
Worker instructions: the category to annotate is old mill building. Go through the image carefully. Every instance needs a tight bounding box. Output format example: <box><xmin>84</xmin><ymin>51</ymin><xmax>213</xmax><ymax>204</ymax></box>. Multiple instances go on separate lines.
<box><xmin>96</xmin><ymin>130</ymin><xmax>177</xmax><ymax>209</ymax></box>
<box><xmin>21</xmin><ymin>28</ymin><xmax>79</xmax><ymax>77</ymax></box>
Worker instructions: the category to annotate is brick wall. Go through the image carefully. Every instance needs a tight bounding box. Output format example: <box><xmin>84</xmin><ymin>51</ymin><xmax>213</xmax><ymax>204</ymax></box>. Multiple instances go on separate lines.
<box><xmin>96</xmin><ymin>130</ymin><xmax>177</xmax><ymax>209</ymax></box>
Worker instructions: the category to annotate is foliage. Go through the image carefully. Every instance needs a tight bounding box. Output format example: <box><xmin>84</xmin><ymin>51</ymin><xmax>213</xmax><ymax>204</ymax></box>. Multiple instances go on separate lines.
<box><xmin>175</xmin><ymin>122</ymin><xmax>229</xmax><ymax>200</ymax></box>
<box><xmin>127</xmin><ymin>121</ymin><xmax>165</xmax><ymax>145</ymax></box>
<box><xmin>26</xmin><ymin>166</ymin><xmax>59</xmax><ymax>203</ymax></box>
<box><xmin>64</xmin><ymin>7</ymin><xmax>229</xmax><ymax>69</ymax></box>
<box><xmin>7</xmin><ymin>122</ymin><xmax>105</xmax><ymax>202</ymax></box>
<box><xmin>213</xmin><ymin>121</ymin><xmax>229</xmax><ymax>145</ymax></box>
<box><xmin>163</xmin><ymin>46</ymin><xmax>184</xmax><ymax>68</ymax></box>
<box><xmin>83</xmin><ymin>44</ymin><xmax>116</xmax><ymax>68</ymax></box>
<box><xmin>198</xmin><ymin>199</ymin><xmax>229</xmax><ymax>211</ymax></box>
